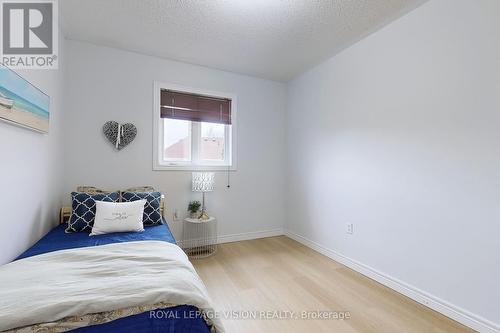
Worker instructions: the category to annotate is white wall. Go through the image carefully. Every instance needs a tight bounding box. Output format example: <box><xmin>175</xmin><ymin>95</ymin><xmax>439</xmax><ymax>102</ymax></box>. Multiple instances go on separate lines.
<box><xmin>63</xmin><ymin>40</ymin><xmax>286</xmax><ymax>241</ymax></box>
<box><xmin>286</xmin><ymin>0</ymin><xmax>499</xmax><ymax>331</ymax></box>
<box><xmin>0</xmin><ymin>34</ymin><xmax>66</xmax><ymax>264</ymax></box>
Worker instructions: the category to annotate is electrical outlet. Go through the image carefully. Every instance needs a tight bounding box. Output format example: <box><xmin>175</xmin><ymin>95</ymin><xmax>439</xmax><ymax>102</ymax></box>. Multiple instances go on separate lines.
<box><xmin>346</xmin><ymin>223</ymin><xmax>354</xmax><ymax>235</ymax></box>
<box><xmin>173</xmin><ymin>209</ymin><xmax>180</xmax><ymax>221</ymax></box>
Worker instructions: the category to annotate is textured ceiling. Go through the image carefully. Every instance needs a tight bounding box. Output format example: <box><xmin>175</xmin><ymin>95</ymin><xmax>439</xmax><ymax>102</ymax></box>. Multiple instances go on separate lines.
<box><xmin>60</xmin><ymin>0</ymin><xmax>426</xmax><ymax>82</ymax></box>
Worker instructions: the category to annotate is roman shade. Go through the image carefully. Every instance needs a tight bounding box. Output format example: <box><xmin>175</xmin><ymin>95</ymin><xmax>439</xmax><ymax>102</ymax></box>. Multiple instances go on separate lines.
<box><xmin>160</xmin><ymin>89</ymin><xmax>231</xmax><ymax>125</ymax></box>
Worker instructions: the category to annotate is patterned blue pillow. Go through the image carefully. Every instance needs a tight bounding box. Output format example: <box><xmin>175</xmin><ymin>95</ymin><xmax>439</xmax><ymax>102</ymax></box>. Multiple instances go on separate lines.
<box><xmin>66</xmin><ymin>192</ymin><xmax>120</xmax><ymax>233</ymax></box>
<box><xmin>121</xmin><ymin>191</ymin><xmax>162</xmax><ymax>226</ymax></box>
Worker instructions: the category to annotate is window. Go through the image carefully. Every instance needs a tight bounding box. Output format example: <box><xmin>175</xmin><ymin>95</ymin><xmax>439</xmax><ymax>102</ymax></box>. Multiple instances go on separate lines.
<box><xmin>153</xmin><ymin>82</ymin><xmax>236</xmax><ymax>170</ymax></box>
<box><xmin>162</xmin><ymin>119</ymin><xmax>230</xmax><ymax>166</ymax></box>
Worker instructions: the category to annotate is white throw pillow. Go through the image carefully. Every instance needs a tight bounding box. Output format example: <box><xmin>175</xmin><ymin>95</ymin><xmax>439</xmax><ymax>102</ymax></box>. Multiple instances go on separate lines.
<box><xmin>90</xmin><ymin>200</ymin><xmax>146</xmax><ymax>236</ymax></box>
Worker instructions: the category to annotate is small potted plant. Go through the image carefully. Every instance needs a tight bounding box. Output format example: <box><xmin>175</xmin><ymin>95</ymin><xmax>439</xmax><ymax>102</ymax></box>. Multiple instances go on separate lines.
<box><xmin>188</xmin><ymin>200</ymin><xmax>201</xmax><ymax>219</ymax></box>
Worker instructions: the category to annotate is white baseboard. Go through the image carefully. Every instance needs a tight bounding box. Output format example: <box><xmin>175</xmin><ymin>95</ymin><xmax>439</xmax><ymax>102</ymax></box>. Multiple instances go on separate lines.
<box><xmin>217</xmin><ymin>228</ymin><xmax>284</xmax><ymax>244</ymax></box>
<box><xmin>285</xmin><ymin>230</ymin><xmax>499</xmax><ymax>333</ymax></box>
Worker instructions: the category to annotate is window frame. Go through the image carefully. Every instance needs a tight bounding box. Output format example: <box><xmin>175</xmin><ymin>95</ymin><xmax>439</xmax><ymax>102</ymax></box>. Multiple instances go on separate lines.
<box><xmin>153</xmin><ymin>81</ymin><xmax>237</xmax><ymax>171</ymax></box>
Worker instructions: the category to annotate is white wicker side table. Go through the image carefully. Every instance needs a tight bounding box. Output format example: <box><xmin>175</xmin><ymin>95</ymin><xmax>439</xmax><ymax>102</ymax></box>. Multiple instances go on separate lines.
<box><xmin>182</xmin><ymin>217</ymin><xmax>217</xmax><ymax>259</ymax></box>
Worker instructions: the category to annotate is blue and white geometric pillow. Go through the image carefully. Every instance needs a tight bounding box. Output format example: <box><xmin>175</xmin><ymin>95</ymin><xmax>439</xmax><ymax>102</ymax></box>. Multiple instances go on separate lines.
<box><xmin>66</xmin><ymin>192</ymin><xmax>120</xmax><ymax>233</ymax></box>
<box><xmin>121</xmin><ymin>191</ymin><xmax>162</xmax><ymax>226</ymax></box>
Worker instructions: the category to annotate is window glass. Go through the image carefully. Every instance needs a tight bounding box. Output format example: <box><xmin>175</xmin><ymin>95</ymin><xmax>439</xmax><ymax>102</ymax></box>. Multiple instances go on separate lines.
<box><xmin>199</xmin><ymin>122</ymin><xmax>225</xmax><ymax>161</ymax></box>
<box><xmin>163</xmin><ymin>119</ymin><xmax>191</xmax><ymax>161</ymax></box>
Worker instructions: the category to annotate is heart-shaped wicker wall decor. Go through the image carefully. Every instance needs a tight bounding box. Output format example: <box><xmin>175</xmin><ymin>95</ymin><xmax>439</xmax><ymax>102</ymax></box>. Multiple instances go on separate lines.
<box><xmin>103</xmin><ymin>121</ymin><xmax>137</xmax><ymax>150</ymax></box>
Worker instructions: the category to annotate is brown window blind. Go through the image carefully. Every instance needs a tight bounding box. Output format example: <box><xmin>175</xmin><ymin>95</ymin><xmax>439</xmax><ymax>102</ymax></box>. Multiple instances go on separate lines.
<box><xmin>160</xmin><ymin>89</ymin><xmax>231</xmax><ymax>125</ymax></box>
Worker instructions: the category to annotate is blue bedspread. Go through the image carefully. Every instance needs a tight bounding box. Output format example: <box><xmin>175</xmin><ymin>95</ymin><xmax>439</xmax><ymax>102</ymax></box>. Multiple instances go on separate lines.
<box><xmin>17</xmin><ymin>219</ymin><xmax>176</xmax><ymax>260</ymax></box>
<box><xmin>15</xmin><ymin>220</ymin><xmax>213</xmax><ymax>333</ymax></box>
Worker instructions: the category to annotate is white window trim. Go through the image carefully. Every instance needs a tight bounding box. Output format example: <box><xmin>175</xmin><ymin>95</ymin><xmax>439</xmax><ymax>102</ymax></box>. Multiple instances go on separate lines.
<box><xmin>153</xmin><ymin>81</ymin><xmax>237</xmax><ymax>171</ymax></box>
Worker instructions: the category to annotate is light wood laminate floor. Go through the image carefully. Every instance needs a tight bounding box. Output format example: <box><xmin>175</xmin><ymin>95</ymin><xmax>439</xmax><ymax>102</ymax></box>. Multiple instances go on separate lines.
<box><xmin>192</xmin><ymin>236</ymin><xmax>474</xmax><ymax>333</ymax></box>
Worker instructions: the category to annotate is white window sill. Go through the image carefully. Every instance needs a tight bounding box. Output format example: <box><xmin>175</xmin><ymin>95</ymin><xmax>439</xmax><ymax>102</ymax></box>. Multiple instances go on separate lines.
<box><xmin>153</xmin><ymin>164</ymin><xmax>237</xmax><ymax>171</ymax></box>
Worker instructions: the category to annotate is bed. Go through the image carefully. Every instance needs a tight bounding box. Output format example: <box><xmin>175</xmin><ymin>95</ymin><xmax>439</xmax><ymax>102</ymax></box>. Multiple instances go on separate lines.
<box><xmin>0</xmin><ymin>187</ymin><xmax>223</xmax><ymax>333</ymax></box>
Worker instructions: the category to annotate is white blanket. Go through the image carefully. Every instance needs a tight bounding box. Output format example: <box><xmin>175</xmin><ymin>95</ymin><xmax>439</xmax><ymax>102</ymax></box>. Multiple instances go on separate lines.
<box><xmin>0</xmin><ymin>241</ymin><xmax>224</xmax><ymax>332</ymax></box>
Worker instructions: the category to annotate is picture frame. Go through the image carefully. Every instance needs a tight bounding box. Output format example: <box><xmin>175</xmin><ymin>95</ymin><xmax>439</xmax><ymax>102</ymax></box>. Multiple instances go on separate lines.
<box><xmin>0</xmin><ymin>64</ymin><xmax>50</xmax><ymax>133</ymax></box>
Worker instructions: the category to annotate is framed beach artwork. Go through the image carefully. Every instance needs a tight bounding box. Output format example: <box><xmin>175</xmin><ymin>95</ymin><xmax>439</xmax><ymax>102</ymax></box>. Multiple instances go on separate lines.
<box><xmin>0</xmin><ymin>64</ymin><xmax>50</xmax><ymax>133</ymax></box>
